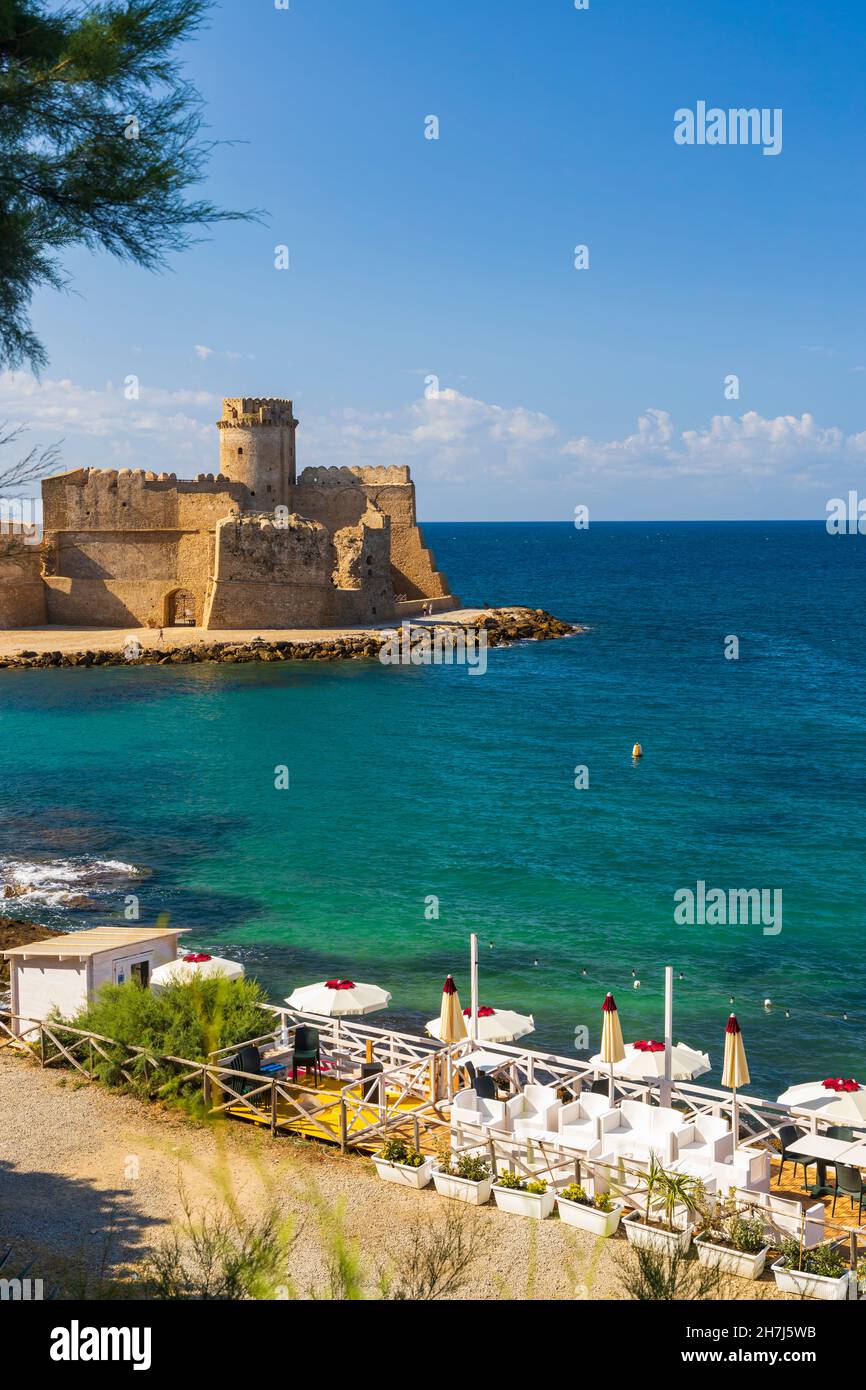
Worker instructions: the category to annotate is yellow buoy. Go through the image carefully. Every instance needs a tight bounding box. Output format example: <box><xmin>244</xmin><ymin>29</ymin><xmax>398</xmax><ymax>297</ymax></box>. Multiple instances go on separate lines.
<box><xmin>632</xmin><ymin>742</ymin><xmax>643</xmax><ymax>759</ymax></box>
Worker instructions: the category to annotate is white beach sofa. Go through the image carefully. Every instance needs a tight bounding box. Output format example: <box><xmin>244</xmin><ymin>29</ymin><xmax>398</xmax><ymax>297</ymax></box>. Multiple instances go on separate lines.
<box><xmin>733</xmin><ymin>1186</ymin><xmax>825</xmax><ymax>1249</ymax></box>
<box><xmin>598</xmin><ymin>1100</ymin><xmax>692</xmax><ymax>1167</ymax></box>
<box><xmin>670</xmin><ymin>1115</ymin><xmax>734</xmax><ymax>1176</ymax></box>
<box><xmin>505</xmin><ymin>1084</ymin><xmax>561</xmax><ymax>1140</ymax></box>
<box><xmin>557</xmin><ymin>1092</ymin><xmax>617</xmax><ymax>1153</ymax></box>
<box><xmin>713</xmin><ymin>1145</ymin><xmax>771</xmax><ymax>1193</ymax></box>
<box><xmin>451</xmin><ymin>1087</ymin><xmax>509</xmax><ymax>1140</ymax></box>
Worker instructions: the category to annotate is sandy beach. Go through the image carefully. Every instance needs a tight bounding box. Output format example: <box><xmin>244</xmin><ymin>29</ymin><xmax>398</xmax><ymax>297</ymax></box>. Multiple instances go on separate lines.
<box><xmin>0</xmin><ymin>1054</ymin><xmax>790</xmax><ymax>1302</ymax></box>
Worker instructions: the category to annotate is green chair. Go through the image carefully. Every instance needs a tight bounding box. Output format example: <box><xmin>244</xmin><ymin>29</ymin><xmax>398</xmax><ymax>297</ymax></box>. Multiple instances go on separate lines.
<box><xmin>831</xmin><ymin>1162</ymin><xmax>864</xmax><ymax>1222</ymax></box>
<box><xmin>291</xmin><ymin>1026</ymin><xmax>321</xmax><ymax>1085</ymax></box>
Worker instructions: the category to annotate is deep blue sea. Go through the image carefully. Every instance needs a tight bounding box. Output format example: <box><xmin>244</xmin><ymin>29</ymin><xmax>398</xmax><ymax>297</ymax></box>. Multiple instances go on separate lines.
<box><xmin>1</xmin><ymin>521</ymin><xmax>863</xmax><ymax>1096</ymax></box>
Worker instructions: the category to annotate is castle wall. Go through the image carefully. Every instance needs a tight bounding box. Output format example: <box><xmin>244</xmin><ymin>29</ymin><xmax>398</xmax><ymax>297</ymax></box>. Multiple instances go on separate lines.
<box><xmin>0</xmin><ymin>537</ymin><xmax>46</xmax><ymax>628</ymax></box>
<box><xmin>294</xmin><ymin>466</ymin><xmax>454</xmax><ymax>602</ymax></box>
<box><xmin>203</xmin><ymin>514</ymin><xmax>335</xmax><ymax>629</ymax></box>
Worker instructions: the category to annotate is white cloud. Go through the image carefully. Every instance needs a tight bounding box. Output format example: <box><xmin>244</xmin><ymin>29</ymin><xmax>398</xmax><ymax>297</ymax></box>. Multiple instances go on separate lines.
<box><xmin>562</xmin><ymin>408</ymin><xmax>866</xmax><ymax>482</ymax></box>
<box><xmin>0</xmin><ymin>372</ymin><xmax>216</xmax><ymax>470</ymax></box>
<box><xmin>194</xmin><ymin>345</ymin><xmax>251</xmax><ymax>362</ymax></box>
<box><xmin>304</xmin><ymin>388</ymin><xmax>557</xmax><ymax>480</ymax></box>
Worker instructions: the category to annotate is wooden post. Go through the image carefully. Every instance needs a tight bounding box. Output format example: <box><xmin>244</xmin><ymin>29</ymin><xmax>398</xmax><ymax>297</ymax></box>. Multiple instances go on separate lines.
<box><xmin>39</xmin><ymin>1026</ymin><xmax>45</xmax><ymax>1069</ymax></box>
<box><xmin>270</xmin><ymin>1081</ymin><xmax>277</xmax><ymax>1137</ymax></box>
<box><xmin>413</xmin><ymin>1116</ymin><xmax>420</xmax><ymax>1152</ymax></box>
<box><xmin>850</xmin><ymin>1230</ymin><xmax>858</xmax><ymax>1298</ymax></box>
<box><xmin>88</xmin><ymin>1037</ymin><xmax>93</xmax><ymax>1078</ymax></box>
<box><xmin>340</xmin><ymin>1098</ymin><xmax>348</xmax><ymax>1154</ymax></box>
<box><xmin>487</xmin><ymin>1138</ymin><xmax>497</xmax><ymax>1180</ymax></box>
<box><xmin>202</xmin><ymin>1066</ymin><xmax>211</xmax><ymax>1109</ymax></box>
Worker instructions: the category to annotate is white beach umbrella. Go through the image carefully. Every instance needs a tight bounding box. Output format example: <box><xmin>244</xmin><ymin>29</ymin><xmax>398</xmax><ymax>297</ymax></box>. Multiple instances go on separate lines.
<box><xmin>151</xmin><ymin>952</ymin><xmax>245</xmax><ymax>989</ymax></box>
<box><xmin>777</xmin><ymin>1077</ymin><xmax>866</xmax><ymax>1125</ymax></box>
<box><xmin>589</xmin><ymin>1039</ymin><xmax>711</xmax><ymax>1082</ymax></box>
<box><xmin>284</xmin><ymin>979</ymin><xmax>391</xmax><ymax>1017</ymax></box>
<box><xmin>429</xmin><ymin>1004</ymin><xmax>534</xmax><ymax>1045</ymax></box>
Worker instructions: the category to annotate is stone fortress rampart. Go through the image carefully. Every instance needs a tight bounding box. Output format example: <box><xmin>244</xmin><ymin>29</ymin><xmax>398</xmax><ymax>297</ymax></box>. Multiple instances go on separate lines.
<box><xmin>0</xmin><ymin>397</ymin><xmax>455</xmax><ymax>630</ymax></box>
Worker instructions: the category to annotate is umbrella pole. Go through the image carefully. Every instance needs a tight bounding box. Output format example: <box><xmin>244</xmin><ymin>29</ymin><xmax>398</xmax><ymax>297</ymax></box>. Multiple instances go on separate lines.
<box><xmin>661</xmin><ymin>965</ymin><xmax>673</xmax><ymax>1108</ymax></box>
<box><xmin>731</xmin><ymin>1086</ymin><xmax>738</xmax><ymax>1148</ymax></box>
<box><xmin>609</xmin><ymin>1059</ymin><xmax>615</xmax><ymax>1105</ymax></box>
<box><xmin>470</xmin><ymin>933</ymin><xmax>479</xmax><ymax>1042</ymax></box>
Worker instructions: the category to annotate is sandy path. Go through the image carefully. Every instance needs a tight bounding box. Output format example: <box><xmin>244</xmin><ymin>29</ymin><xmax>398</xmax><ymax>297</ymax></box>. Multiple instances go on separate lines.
<box><xmin>0</xmin><ymin>1055</ymin><xmax>788</xmax><ymax>1301</ymax></box>
<box><xmin>0</xmin><ymin>610</ymin><xmax>498</xmax><ymax>659</ymax></box>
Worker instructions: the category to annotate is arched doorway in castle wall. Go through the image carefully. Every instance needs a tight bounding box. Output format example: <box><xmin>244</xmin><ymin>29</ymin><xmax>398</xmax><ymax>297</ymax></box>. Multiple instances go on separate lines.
<box><xmin>163</xmin><ymin>588</ymin><xmax>197</xmax><ymax>626</ymax></box>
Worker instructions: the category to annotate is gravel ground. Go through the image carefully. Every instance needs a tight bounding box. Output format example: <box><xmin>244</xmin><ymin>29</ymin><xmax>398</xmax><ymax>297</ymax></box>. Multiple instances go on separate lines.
<box><xmin>0</xmin><ymin>1054</ymin><xmax>789</xmax><ymax>1301</ymax></box>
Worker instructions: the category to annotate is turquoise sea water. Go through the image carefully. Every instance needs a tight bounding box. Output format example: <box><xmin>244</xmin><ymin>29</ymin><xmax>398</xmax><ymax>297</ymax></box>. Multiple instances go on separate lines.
<box><xmin>1</xmin><ymin>521</ymin><xmax>863</xmax><ymax>1095</ymax></box>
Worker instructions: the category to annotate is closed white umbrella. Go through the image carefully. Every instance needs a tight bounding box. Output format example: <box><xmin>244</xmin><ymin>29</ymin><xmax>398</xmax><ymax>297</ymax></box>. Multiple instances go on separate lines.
<box><xmin>284</xmin><ymin>979</ymin><xmax>391</xmax><ymax>1017</ymax></box>
<box><xmin>722</xmin><ymin>1014</ymin><xmax>750</xmax><ymax>1143</ymax></box>
<box><xmin>151</xmin><ymin>952</ymin><xmax>245</xmax><ymax>989</ymax></box>
<box><xmin>600</xmin><ymin>993</ymin><xmax>626</xmax><ymax>1103</ymax></box>
<box><xmin>589</xmin><ymin>1039</ymin><xmax>711</xmax><ymax>1082</ymax></box>
<box><xmin>777</xmin><ymin>1077</ymin><xmax>866</xmax><ymax>1125</ymax></box>
<box><xmin>428</xmin><ymin>1004</ymin><xmax>534</xmax><ymax>1045</ymax></box>
<box><xmin>426</xmin><ymin>975</ymin><xmax>468</xmax><ymax>1046</ymax></box>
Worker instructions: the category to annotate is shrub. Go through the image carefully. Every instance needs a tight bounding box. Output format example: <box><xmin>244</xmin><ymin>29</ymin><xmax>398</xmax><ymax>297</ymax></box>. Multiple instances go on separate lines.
<box><xmin>729</xmin><ymin>1213</ymin><xmax>766</xmax><ymax>1254</ymax></box>
<box><xmin>454</xmin><ymin>1155</ymin><xmax>490</xmax><ymax>1183</ymax></box>
<box><xmin>379</xmin><ymin>1137</ymin><xmax>424</xmax><ymax>1167</ymax></box>
<box><xmin>66</xmin><ymin>976</ymin><xmax>272</xmax><ymax>1098</ymax></box>
<box><xmin>525</xmin><ymin>1179</ymin><xmax>547</xmax><ymax>1195</ymax></box>
<box><xmin>778</xmin><ymin>1237</ymin><xmax>847</xmax><ymax>1278</ymax></box>
<box><xmin>495</xmin><ymin>1171</ymin><xmax>526</xmax><ymax>1191</ymax></box>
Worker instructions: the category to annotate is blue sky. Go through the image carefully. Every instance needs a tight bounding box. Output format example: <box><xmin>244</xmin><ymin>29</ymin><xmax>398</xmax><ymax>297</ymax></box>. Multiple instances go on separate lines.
<box><xmin>8</xmin><ymin>0</ymin><xmax>866</xmax><ymax>519</ymax></box>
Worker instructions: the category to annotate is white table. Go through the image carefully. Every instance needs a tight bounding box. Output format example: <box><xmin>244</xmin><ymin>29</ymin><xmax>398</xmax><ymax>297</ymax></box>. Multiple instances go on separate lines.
<box><xmin>786</xmin><ymin>1134</ymin><xmax>856</xmax><ymax>1195</ymax></box>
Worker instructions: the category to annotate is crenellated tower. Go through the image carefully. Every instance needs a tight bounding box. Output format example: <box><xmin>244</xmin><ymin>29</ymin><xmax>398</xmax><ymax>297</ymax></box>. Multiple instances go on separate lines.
<box><xmin>217</xmin><ymin>397</ymin><xmax>298</xmax><ymax>508</ymax></box>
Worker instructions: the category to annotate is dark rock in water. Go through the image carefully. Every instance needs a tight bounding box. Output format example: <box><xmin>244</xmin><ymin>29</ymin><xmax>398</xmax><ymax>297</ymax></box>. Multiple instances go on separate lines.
<box><xmin>0</xmin><ymin>918</ymin><xmax>62</xmax><ymax>983</ymax></box>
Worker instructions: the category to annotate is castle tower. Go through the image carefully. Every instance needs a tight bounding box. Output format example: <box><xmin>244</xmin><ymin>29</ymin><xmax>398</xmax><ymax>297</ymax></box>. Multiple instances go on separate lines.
<box><xmin>217</xmin><ymin>398</ymin><xmax>298</xmax><ymax>508</ymax></box>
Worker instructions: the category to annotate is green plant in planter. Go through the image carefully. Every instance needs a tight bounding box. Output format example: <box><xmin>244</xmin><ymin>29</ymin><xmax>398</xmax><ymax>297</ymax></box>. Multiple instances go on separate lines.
<box><xmin>594</xmin><ymin>1191</ymin><xmax>614</xmax><ymax>1213</ymax></box>
<box><xmin>644</xmin><ymin>1163</ymin><xmax>701</xmax><ymax>1232</ymax></box>
<box><xmin>560</xmin><ymin>1183</ymin><xmax>590</xmax><ymax>1206</ymax></box>
<box><xmin>728</xmin><ymin>1212</ymin><xmax>766</xmax><ymax>1255</ymax></box>
<box><xmin>454</xmin><ymin>1155</ymin><xmax>490</xmax><ymax>1183</ymax></box>
<box><xmin>380</xmin><ymin>1137</ymin><xmax>424</xmax><ymax>1167</ymax></box>
<box><xmin>808</xmin><ymin>1243</ymin><xmax>847</xmax><ymax>1279</ymax></box>
<box><xmin>525</xmin><ymin>1179</ymin><xmax>548</xmax><ymax>1195</ymax></box>
<box><xmin>495</xmin><ymin>1170</ymin><xmax>526</xmax><ymax>1190</ymax></box>
<box><xmin>779</xmin><ymin>1237</ymin><xmax>847</xmax><ymax>1278</ymax></box>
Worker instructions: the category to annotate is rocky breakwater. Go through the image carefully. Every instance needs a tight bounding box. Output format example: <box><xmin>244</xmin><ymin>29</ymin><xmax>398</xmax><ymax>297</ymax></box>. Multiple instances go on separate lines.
<box><xmin>0</xmin><ymin>608</ymin><xmax>578</xmax><ymax>670</ymax></box>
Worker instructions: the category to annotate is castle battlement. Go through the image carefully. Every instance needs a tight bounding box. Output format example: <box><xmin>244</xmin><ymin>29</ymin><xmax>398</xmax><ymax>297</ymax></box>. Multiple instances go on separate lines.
<box><xmin>217</xmin><ymin>398</ymin><xmax>298</xmax><ymax>429</ymax></box>
<box><xmin>297</xmin><ymin>465</ymin><xmax>411</xmax><ymax>487</ymax></box>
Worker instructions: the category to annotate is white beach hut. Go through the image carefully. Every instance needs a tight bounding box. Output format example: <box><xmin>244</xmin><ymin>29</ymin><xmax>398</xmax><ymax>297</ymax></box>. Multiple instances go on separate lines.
<box><xmin>2</xmin><ymin>925</ymin><xmax>188</xmax><ymax>1032</ymax></box>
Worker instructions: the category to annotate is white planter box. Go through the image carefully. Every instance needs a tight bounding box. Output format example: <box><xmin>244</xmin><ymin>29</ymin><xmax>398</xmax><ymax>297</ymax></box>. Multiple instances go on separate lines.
<box><xmin>770</xmin><ymin>1257</ymin><xmax>850</xmax><ymax>1302</ymax></box>
<box><xmin>432</xmin><ymin>1167</ymin><xmax>492</xmax><ymax>1206</ymax></box>
<box><xmin>694</xmin><ymin>1238</ymin><xmax>769</xmax><ymax>1280</ymax></box>
<box><xmin>623</xmin><ymin>1210</ymin><xmax>692</xmax><ymax>1254</ymax></box>
<box><xmin>492</xmin><ymin>1184</ymin><xmax>555</xmax><ymax>1220</ymax></box>
<box><xmin>556</xmin><ymin>1196</ymin><xmax>624</xmax><ymax>1238</ymax></box>
<box><xmin>372</xmin><ymin>1155</ymin><xmax>434</xmax><ymax>1189</ymax></box>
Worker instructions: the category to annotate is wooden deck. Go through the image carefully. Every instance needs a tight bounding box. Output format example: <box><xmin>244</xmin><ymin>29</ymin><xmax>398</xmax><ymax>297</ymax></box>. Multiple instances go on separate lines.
<box><xmin>225</xmin><ymin>1071</ymin><xmax>443</xmax><ymax>1151</ymax></box>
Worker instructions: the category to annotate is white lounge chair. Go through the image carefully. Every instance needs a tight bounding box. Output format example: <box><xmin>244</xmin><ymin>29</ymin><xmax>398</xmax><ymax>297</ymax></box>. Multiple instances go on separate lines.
<box><xmin>451</xmin><ymin>1087</ymin><xmax>509</xmax><ymax>1139</ymax></box>
<box><xmin>733</xmin><ymin>1186</ymin><xmax>824</xmax><ymax>1248</ymax></box>
<box><xmin>714</xmin><ymin>1145</ymin><xmax>771</xmax><ymax>1193</ymax></box>
<box><xmin>557</xmin><ymin>1092</ymin><xmax>617</xmax><ymax>1153</ymax></box>
<box><xmin>597</xmin><ymin>1099</ymin><xmax>692</xmax><ymax>1167</ymax></box>
<box><xmin>670</xmin><ymin>1114</ymin><xmax>734</xmax><ymax>1176</ymax></box>
<box><xmin>505</xmin><ymin>1084</ymin><xmax>561</xmax><ymax>1140</ymax></box>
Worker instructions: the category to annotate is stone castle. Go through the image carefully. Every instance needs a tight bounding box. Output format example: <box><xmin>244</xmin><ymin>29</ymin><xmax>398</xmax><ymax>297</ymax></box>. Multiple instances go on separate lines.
<box><xmin>0</xmin><ymin>397</ymin><xmax>455</xmax><ymax>630</ymax></box>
